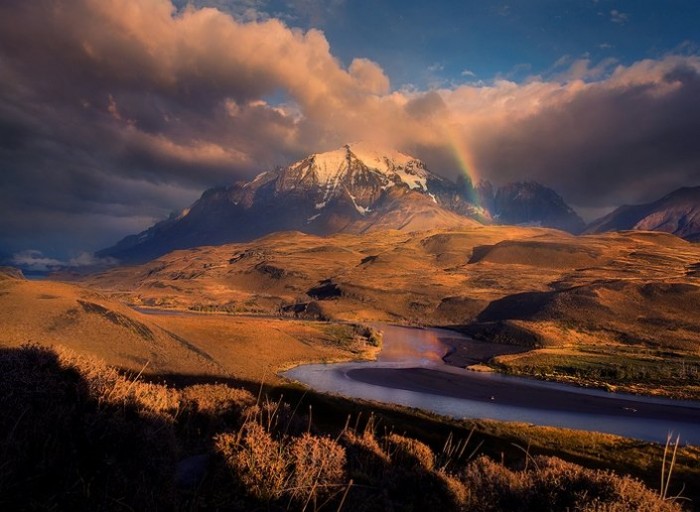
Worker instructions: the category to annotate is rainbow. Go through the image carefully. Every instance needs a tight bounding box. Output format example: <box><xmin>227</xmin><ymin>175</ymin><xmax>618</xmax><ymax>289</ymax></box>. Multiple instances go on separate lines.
<box><xmin>443</xmin><ymin>123</ymin><xmax>481</xmax><ymax>200</ymax></box>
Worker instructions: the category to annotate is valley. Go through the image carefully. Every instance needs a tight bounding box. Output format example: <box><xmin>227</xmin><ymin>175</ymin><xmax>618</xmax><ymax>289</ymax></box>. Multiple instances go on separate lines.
<box><xmin>4</xmin><ymin>0</ymin><xmax>700</xmax><ymax>507</ymax></box>
<box><xmin>0</xmin><ymin>271</ymin><xmax>380</xmax><ymax>383</ymax></box>
<box><xmin>4</xmin><ymin>238</ymin><xmax>700</xmax><ymax>508</ymax></box>
<box><xmin>82</xmin><ymin>225</ymin><xmax>700</xmax><ymax>399</ymax></box>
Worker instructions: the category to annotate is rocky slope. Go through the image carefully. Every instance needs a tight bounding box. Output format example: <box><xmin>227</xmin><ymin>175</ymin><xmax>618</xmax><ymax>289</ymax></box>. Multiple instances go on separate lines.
<box><xmin>586</xmin><ymin>186</ymin><xmax>700</xmax><ymax>241</ymax></box>
<box><xmin>99</xmin><ymin>143</ymin><xmax>582</xmax><ymax>264</ymax></box>
<box><xmin>99</xmin><ymin>143</ymin><xmax>486</xmax><ymax>263</ymax></box>
<box><xmin>482</xmin><ymin>181</ymin><xmax>586</xmax><ymax>233</ymax></box>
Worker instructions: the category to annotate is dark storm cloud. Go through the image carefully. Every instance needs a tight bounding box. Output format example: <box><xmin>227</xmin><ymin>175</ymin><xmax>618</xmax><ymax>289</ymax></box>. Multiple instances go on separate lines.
<box><xmin>463</xmin><ymin>59</ymin><xmax>700</xmax><ymax>208</ymax></box>
<box><xmin>0</xmin><ymin>0</ymin><xmax>385</xmax><ymax>255</ymax></box>
<box><xmin>0</xmin><ymin>0</ymin><xmax>699</xmax><ymax>259</ymax></box>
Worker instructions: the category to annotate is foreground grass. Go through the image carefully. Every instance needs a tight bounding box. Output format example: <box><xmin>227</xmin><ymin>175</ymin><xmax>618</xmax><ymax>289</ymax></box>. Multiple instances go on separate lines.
<box><xmin>0</xmin><ymin>344</ymin><xmax>695</xmax><ymax>511</ymax></box>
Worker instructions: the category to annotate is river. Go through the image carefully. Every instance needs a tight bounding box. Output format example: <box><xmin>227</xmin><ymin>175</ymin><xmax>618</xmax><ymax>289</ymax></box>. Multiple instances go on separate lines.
<box><xmin>283</xmin><ymin>324</ymin><xmax>700</xmax><ymax>445</ymax></box>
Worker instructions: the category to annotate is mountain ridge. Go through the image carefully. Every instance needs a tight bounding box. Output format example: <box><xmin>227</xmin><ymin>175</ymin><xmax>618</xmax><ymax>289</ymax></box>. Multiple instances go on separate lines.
<box><xmin>99</xmin><ymin>143</ymin><xmax>582</xmax><ymax>264</ymax></box>
<box><xmin>586</xmin><ymin>186</ymin><xmax>700</xmax><ymax>241</ymax></box>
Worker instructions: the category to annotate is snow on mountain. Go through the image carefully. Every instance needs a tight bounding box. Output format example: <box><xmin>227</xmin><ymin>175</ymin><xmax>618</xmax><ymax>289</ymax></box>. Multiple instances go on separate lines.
<box><xmin>299</xmin><ymin>142</ymin><xmax>429</xmax><ymax>197</ymax></box>
<box><xmin>98</xmin><ymin>144</ymin><xmax>582</xmax><ymax>264</ymax></box>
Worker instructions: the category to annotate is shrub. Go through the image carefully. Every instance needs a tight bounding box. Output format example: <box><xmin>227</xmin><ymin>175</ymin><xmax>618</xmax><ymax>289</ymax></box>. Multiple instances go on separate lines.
<box><xmin>0</xmin><ymin>344</ymin><xmax>178</xmax><ymax>510</ymax></box>
<box><xmin>461</xmin><ymin>455</ymin><xmax>683</xmax><ymax>512</ymax></box>
<box><xmin>340</xmin><ymin>423</ymin><xmax>467</xmax><ymax>511</ymax></box>
<box><xmin>289</xmin><ymin>433</ymin><xmax>347</xmax><ymax>504</ymax></box>
<box><xmin>0</xmin><ymin>344</ymin><xmax>684</xmax><ymax>512</ymax></box>
<box><xmin>215</xmin><ymin>422</ymin><xmax>289</xmax><ymax>501</ymax></box>
<box><xmin>385</xmin><ymin>433</ymin><xmax>435</xmax><ymax>471</ymax></box>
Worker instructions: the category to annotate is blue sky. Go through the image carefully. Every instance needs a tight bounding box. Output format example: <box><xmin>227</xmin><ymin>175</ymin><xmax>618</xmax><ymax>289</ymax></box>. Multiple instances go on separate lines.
<box><xmin>178</xmin><ymin>0</ymin><xmax>700</xmax><ymax>88</ymax></box>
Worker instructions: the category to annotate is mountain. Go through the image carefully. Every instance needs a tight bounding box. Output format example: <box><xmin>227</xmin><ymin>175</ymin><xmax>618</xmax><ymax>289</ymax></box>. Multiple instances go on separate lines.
<box><xmin>99</xmin><ymin>143</ymin><xmax>581</xmax><ymax>264</ymax></box>
<box><xmin>586</xmin><ymin>186</ymin><xmax>700</xmax><ymax>241</ymax></box>
<box><xmin>99</xmin><ymin>143</ymin><xmax>487</xmax><ymax>263</ymax></box>
<box><xmin>0</xmin><ymin>266</ymin><xmax>25</xmax><ymax>281</ymax></box>
<box><xmin>479</xmin><ymin>181</ymin><xmax>586</xmax><ymax>234</ymax></box>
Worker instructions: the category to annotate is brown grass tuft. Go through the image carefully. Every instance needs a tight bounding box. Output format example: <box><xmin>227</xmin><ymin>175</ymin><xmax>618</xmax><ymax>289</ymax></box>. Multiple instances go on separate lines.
<box><xmin>0</xmin><ymin>344</ymin><xmax>179</xmax><ymax>510</ymax></box>
<box><xmin>216</xmin><ymin>422</ymin><xmax>289</xmax><ymax>501</ymax></box>
<box><xmin>289</xmin><ymin>432</ymin><xmax>347</xmax><ymax>504</ymax></box>
<box><xmin>462</xmin><ymin>455</ymin><xmax>683</xmax><ymax>512</ymax></box>
<box><xmin>0</xmin><ymin>344</ymin><xmax>686</xmax><ymax>511</ymax></box>
<box><xmin>385</xmin><ymin>432</ymin><xmax>435</xmax><ymax>471</ymax></box>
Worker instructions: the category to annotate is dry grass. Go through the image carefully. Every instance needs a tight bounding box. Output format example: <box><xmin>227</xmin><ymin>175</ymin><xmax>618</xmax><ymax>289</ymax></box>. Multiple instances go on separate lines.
<box><xmin>462</xmin><ymin>455</ymin><xmax>683</xmax><ymax>512</ymax></box>
<box><xmin>0</xmin><ymin>344</ymin><xmax>181</xmax><ymax>510</ymax></box>
<box><xmin>0</xmin><ymin>278</ymin><xmax>379</xmax><ymax>385</ymax></box>
<box><xmin>82</xmin><ymin>228</ymin><xmax>700</xmax><ymax>331</ymax></box>
<box><xmin>0</xmin><ymin>344</ymin><xmax>691</xmax><ymax>511</ymax></box>
<box><xmin>0</xmin><ymin>278</ymin><xmax>221</xmax><ymax>375</ymax></box>
<box><xmin>79</xmin><ymin>226</ymin><xmax>700</xmax><ymax>397</ymax></box>
<box><xmin>152</xmin><ymin>314</ymin><xmax>379</xmax><ymax>384</ymax></box>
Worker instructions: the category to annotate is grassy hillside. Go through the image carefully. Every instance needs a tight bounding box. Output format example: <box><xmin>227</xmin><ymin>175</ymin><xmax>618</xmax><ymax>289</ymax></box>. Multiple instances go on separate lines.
<box><xmin>0</xmin><ymin>276</ymin><xmax>378</xmax><ymax>383</ymax></box>
<box><xmin>82</xmin><ymin>226</ymin><xmax>700</xmax><ymax>397</ymax></box>
<box><xmin>3</xmin><ymin>264</ymin><xmax>700</xmax><ymax>509</ymax></box>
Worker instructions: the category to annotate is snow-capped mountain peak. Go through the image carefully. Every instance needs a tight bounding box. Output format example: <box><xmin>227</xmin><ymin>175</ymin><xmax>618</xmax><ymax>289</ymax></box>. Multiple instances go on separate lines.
<box><xmin>297</xmin><ymin>142</ymin><xmax>430</xmax><ymax>194</ymax></box>
<box><xmin>98</xmin><ymin>144</ymin><xmax>583</xmax><ymax>264</ymax></box>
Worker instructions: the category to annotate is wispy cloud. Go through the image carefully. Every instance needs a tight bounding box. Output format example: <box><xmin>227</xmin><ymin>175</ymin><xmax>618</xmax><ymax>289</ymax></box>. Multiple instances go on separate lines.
<box><xmin>496</xmin><ymin>4</ymin><xmax>511</xmax><ymax>17</ymax></box>
<box><xmin>610</xmin><ymin>9</ymin><xmax>629</xmax><ymax>24</ymax></box>
<box><xmin>11</xmin><ymin>250</ymin><xmax>117</xmax><ymax>272</ymax></box>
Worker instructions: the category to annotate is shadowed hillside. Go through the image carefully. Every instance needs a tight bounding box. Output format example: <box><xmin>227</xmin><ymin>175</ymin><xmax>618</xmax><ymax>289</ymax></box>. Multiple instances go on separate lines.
<box><xmin>0</xmin><ymin>345</ymin><xmax>692</xmax><ymax>511</ymax></box>
<box><xmin>586</xmin><ymin>187</ymin><xmax>700</xmax><ymax>241</ymax></box>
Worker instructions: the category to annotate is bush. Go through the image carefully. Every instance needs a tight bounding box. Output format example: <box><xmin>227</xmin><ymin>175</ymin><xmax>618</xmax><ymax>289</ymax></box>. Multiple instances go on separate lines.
<box><xmin>289</xmin><ymin>433</ymin><xmax>347</xmax><ymax>504</ymax></box>
<box><xmin>214</xmin><ymin>405</ymin><xmax>348</xmax><ymax>509</ymax></box>
<box><xmin>462</xmin><ymin>455</ymin><xmax>682</xmax><ymax>512</ymax></box>
<box><xmin>216</xmin><ymin>422</ymin><xmax>289</xmax><ymax>501</ymax></box>
<box><xmin>0</xmin><ymin>345</ymin><xmax>179</xmax><ymax>510</ymax></box>
<box><xmin>0</xmin><ymin>344</ymin><xmax>683</xmax><ymax>512</ymax></box>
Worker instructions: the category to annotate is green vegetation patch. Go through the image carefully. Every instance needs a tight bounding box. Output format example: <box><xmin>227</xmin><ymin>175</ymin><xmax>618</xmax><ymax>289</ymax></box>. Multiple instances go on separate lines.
<box><xmin>319</xmin><ymin>323</ymin><xmax>383</xmax><ymax>351</ymax></box>
<box><xmin>493</xmin><ymin>346</ymin><xmax>700</xmax><ymax>400</ymax></box>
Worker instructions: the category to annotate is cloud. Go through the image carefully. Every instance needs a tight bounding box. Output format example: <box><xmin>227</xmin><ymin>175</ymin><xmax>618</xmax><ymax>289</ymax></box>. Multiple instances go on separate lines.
<box><xmin>10</xmin><ymin>250</ymin><xmax>117</xmax><ymax>272</ymax></box>
<box><xmin>610</xmin><ymin>9</ymin><xmax>628</xmax><ymax>24</ymax></box>
<box><xmin>10</xmin><ymin>250</ymin><xmax>64</xmax><ymax>272</ymax></box>
<box><xmin>0</xmin><ymin>0</ymin><xmax>699</xmax><ymax>257</ymax></box>
<box><xmin>449</xmin><ymin>56</ymin><xmax>700</xmax><ymax>206</ymax></box>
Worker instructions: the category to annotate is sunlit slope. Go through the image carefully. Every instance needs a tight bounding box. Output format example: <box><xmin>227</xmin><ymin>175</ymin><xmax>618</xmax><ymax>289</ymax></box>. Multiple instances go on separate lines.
<box><xmin>0</xmin><ymin>275</ymin><xmax>221</xmax><ymax>374</ymax></box>
<box><xmin>85</xmin><ymin>226</ymin><xmax>550</xmax><ymax>321</ymax></box>
<box><xmin>0</xmin><ymin>271</ymin><xmax>376</xmax><ymax>382</ymax></box>
<box><xmin>84</xmin><ymin>227</ymin><xmax>700</xmax><ymax>352</ymax></box>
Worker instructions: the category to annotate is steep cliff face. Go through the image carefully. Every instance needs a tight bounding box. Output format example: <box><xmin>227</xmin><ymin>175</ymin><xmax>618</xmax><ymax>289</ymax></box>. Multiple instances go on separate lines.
<box><xmin>489</xmin><ymin>182</ymin><xmax>586</xmax><ymax>234</ymax></box>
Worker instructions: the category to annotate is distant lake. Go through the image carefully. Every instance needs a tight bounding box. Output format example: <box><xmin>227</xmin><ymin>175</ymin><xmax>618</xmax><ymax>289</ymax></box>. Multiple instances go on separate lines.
<box><xmin>283</xmin><ymin>324</ymin><xmax>700</xmax><ymax>445</ymax></box>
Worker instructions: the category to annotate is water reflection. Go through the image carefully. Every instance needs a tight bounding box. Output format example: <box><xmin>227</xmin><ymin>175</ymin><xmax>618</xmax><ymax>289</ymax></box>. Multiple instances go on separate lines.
<box><xmin>376</xmin><ymin>325</ymin><xmax>450</xmax><ymax>364</ymax></box>
<box><xmin>283</xmin><ymin>324</ymin><xmax>700</xmax><ymax>445</ymax></box>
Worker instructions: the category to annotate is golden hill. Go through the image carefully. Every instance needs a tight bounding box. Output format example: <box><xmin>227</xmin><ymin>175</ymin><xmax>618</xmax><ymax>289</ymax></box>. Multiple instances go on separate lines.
<box><xmin>84</xmin><ymin>227</ymin><xmax>700</xmax><ymax>344</ymax></box>
<box><xmin>80</xmin><ymin>226</ymin><xmax>700</xmax><ymax>397</ymax></box>
<box><xmin>0</xmin><ymin>275</ymin><xmax>376</xmax><ymax>382</ymax></box>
